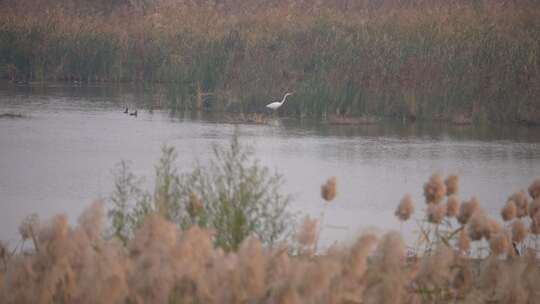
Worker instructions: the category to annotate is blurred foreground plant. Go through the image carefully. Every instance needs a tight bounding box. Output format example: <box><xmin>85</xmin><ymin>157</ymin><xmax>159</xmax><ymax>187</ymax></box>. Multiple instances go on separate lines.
<box><xmin>2</xmin><ymin>172</ymin><xmax>540</xmax><ymax>303</ymax></box>
<box><xmin>108</xmin><ymin>131</ymin><xmax>292</xmax><ymax>251</ymax></box>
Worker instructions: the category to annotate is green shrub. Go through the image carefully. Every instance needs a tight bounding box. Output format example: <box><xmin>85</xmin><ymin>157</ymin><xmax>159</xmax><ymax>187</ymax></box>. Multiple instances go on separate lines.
<box><xmin>108</xmin><ymin>131</ymin><xmax>293</xmax><ymax>251</ymax></box>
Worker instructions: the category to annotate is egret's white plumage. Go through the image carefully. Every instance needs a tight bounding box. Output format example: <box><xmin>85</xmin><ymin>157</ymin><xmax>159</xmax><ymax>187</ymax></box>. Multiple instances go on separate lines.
<box><xmin>266</xmin><ymin>92</ymin><xmax>293</xmax><ymax>110</ymax></box>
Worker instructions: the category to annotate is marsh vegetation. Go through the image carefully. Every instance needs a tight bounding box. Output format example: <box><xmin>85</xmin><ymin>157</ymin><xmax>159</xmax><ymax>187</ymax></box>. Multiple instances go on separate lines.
<box><xmin>1</xmin><ymin>134</ymin><xmax>540</xmax><ymax>303</ymax></box>
<box><xmin>1</xmin><ymin>0</ymin><xmax>540</xmax><ymax>123</ymax></box>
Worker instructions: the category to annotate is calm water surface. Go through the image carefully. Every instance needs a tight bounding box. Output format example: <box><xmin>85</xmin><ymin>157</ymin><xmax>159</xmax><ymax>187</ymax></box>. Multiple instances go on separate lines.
<box><xmin>1</xmin><ymin>83</ymin><xmax>540</xmax><ymax>246</ymax></box>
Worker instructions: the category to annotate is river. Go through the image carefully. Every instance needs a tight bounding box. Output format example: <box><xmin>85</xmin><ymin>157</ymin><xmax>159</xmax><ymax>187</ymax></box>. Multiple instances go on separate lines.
<box><xmin>1</xmin><ymin>82</ymin><xmax>539</xmax><ymax>247</ymax></box>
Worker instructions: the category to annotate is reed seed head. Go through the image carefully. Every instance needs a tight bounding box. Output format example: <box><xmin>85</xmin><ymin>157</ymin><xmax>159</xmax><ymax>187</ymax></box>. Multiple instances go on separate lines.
<box><xmin>427</xmin><ymin>203</ymin><xmax>446</xmax><ymax>224</ymax></box>
<box><xmin>530</xmin><ymin>212</ymin><xmax>540</xmax><ymax>235</ymax></box>
<box><xmin>423</xmin><ymin>174</ymin><xmax>447</xmax><ymax>204</ymax></box>
<box><xmin>508</xmin><ymin>191</ymin><xmax>529</xmax><ymax>218</ymax></box>
<box><xmin>528</xmin><ymin>177</ymin><xmax>540</xmax><ymax>199</ymax></box>
<box><xmin>321</xmin><ymin>177</ymin><xmax>337</xmax><ymax>202</ymax></box>
<box><xmin>467</xmin><ymin>211</ymin><xmax>500</xmax><ymax>241</ymax></box>
<box><xmin>395</xmin><ymin>194</ymin><xmax>414</xmax><ymax>221</ymax></box>
<box><xmin>528</xmin><ymin>198</ymin><xmax>540</xmax><ymax>219</ymax></box>
<box><xmin>296</xmin><ymin>216</ymin><xmax>319</xmax><ymax>247</ymax></box>
<box><xmin>511</xmin><ymin>220</ymin><xmax>528</xmax><ymax>243</ymax></box>
<box><xmin>457</xmin><ymin>197</ymin><xmax>480</xmax><ymax>225</ymax></box>
<box><xmin>445</xmin><ymin>174</ymin><xmax>459</xmax><ymax>196</ymax></box>
<box><xmin>501</xmin><ymin>200</ymin><xmax>517</xmax><ymax>222</ymax></box>
<box><xmin>489</xmin><ymin>232</ymin><xmax>509</xmax><ymax>256</ymax></box>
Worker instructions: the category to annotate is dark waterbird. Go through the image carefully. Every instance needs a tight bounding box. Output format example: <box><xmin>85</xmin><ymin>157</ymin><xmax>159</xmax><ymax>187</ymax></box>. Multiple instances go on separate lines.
<box><xmin>130</xmin><ymin>110</ymin><xmax>137</xmax><ymax>117</ymax></box>
<box><xmin>124</xmin><ymin>107</ymin><xmax>128</xmax><ymax>114</ymax></box>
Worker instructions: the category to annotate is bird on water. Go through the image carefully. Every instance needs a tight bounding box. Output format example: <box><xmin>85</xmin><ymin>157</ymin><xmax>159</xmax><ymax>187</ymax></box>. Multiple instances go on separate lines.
<box><xmin>266</xmin><ymin>92</ymin><xmax>293</xmax><ymax>110</ymax></box>
<box><xmin>129</xmin><ymin>110</ymin><xmax>137</xmax><ymax>117</ymax></box>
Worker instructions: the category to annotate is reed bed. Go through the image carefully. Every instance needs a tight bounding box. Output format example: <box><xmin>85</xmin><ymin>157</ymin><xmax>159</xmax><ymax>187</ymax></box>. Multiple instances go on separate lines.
<box><xmin>1</xmin><ymin>172</ymin><xmax>540</xmax><ymax>303</ymax></box>
<box><xmin>1</xmin><ymin>0</ymin><xmax>540</xmax><ymax>122</ymax></box>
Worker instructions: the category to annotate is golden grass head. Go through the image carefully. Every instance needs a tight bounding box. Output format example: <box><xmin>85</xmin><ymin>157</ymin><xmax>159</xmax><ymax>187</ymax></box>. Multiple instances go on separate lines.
<box><xmin>486</xmin><ymin>218</ymin><xmax>503</xmax><ymax>240</ymax></box>
<box><xmin>395</xmin><ymin>194</ymin><xmax>414</xmax><ymax>221</ymax></box>
<box><xmin>489</xmin><ymin>232</ymin><xmax>509</xmax><ymax>256</ymax></box>
<box><xmin>376</xmin><ymin>231</ymin><xmax>406</xmax><ymax>269</ymax></box>
<box><xmin>445</xmin><ymin>195</ymin><xmax>460</xmax><ymax>218</ymax></box>
<box><xmin>445</xmin><ymin>174</ymin><xmax>459</xmax><ymax>196</ymax></box>
<box><xmin>530</xmin><ymin>212</ymin><xmax>540</xmax><ymax>235</ymax></box>
<box><xmin>423</xmin><ymin>174</ymin><xmax>447</xmax><ymax>204</ymax></box>
<box><xmin>38</xmin><ymin>214</ymin><xmax>69</xmax><ymax>245</ymax></box>
<box><xmin>528</xmin><ymin>198</ymin><xmax>540</xmax><ymax>219</ymax></box>
<box><xmin>296</xmin><ymin>216</ymin><xmax>319</xmax><ymax>247</ymax></box>
<box><xmin>77</xmin><ymin>200</ymin><xmax>104</xmax><ymax>241</ymax></box>
<box><xmin>427</xmin><ymin>203</ymin><xmax>446</xmax><ymax>224</ymax></box>
<box><xmin>321</xmin><ymin>176</ymin><xmax>337</xmax><ymax>202</ymax></box>
<box><xmin>467</xmin><ymin>210</ymin><xmax>501</xmax><ymax>241</ymax></box>
<box><xmin>501</xmin><ymin>200</ymin><xmax>517</xmax><ymax>222</ymax></box>
<box><xmin>511</xmin><ymin>219</ymin><xmax>528</xmax><ymax>243</ymax></box>
<box><xmin>508</xmin><ymin>191</ymin><xmax>529</xmax><ymax>218</ymax></box>
<box><xmin>349</xmin><ymin>233</ymin><xmax>378</xmax><ymax>278</ymax></box>
<box><xmin>528</xmin><ymin>177</ymin><xmax>540</xmax><ymax>199</ymax></box>
<box><xmin>467</xmin><ymin>211</ymin><xmax>486</xmax><ymax>241</ymax></box>
<box><xmin>457</xmin><ymin>197</ymin><xmax>480</xmax><ymax>225</ymax></box>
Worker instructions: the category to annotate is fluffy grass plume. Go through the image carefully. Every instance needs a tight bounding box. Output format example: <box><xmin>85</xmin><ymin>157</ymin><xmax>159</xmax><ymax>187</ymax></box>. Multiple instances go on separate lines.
<box><xmin>445</xmin><ymin>175</ymin><xmax>459</xmax><ymax>196</ymax></box>
<box><xmin>457</xmin><ymin>197</ymin><xmax>480</xmax><ymax>225</ymax></box>
<box><xmin>423</xmin><ymin>174</ymin><xmax>447</xmax><ymax>204</ymax></box>
<box><xmin>501</xmin><ymin>200</ymin><xmax>518</xmax><ymax>222</ymax></box>
<box><xmin>321</xmin><ymin>177</ymin><xmax>337</xmax><ymax>202</ymax></box>
<box><xmin>508</xmin><ymin>191</ymin><xmax>529</xmax><ymax>218</ymax></box>
<box><xmin>2</xmin><ymin>175</ymin><xmax>540</xmax><ymax>303</ymax></box>
<box><xmin>395</xmin><ymin>194</ymin><xmax>414</xmax><ymax>221</ymax></box>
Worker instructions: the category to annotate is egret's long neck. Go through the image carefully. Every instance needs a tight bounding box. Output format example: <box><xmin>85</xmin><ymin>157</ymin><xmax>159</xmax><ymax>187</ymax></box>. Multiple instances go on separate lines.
<box><xmin>280</xmin><ymin>94</ymin><xmax>290</xmax><ymax>105</ymax></box>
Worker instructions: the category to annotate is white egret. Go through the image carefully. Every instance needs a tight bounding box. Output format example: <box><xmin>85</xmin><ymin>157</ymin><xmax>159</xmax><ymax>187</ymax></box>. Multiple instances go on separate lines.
<box><xmin>266</xmin><ymin>92</ymin><xmax>293</xmax><ymax>110</ymax></box>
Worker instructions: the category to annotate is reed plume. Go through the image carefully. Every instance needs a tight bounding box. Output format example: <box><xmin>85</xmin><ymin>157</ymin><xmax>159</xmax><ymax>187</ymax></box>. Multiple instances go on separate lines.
<box><xmin>528</xmin><ymin>198</ymin><xmax>540</xmax><ymax>219</ymax></box>
<box><xmin>423</xmin><ymin>174</ymin><xmax>447</xmax><ymax>204</ymax></box>
<box><xmin>321</xmin><ymin>177</ymin><xmax>337</xmax><ymax>202</ymax></box>
<box><xmin>489</xmin><ymin>232</ymin><xmax>509</xmax><ymax>256</ymax></box>
<box><xmin>529</xmin><ymin>178</ymin><xmax>540</xmax><ymax>199</ymax></box>
<box><xmin>508</xmin><ymin>191</ymin><xmax>529</xmax><ymax>218</ymax></box>
<box><xmin>445</xmin><ymin>175</ymin><xmax>459</xmax><ymax>196</ymax></box>
<box><xmin>2</xmin><ymin>174</ymin><xmax>540</xmax><ymax>303</ymax></box>
<box><xmin>427</xmin><ymin>203</ymin><xmax>446</xmax><ymax>224</ymax></box>
<box><xmin>457</xmin><ymin>197</ymin><xmax>480</xmax><ymax>225</ymax></box>
<box><xmin>295</xmin><ymin>216</ymin><xmax>319</xmax><ymax>249</ymax></box>
<box><xmin>501</xmin><ymin>200</ymin><xmax>518</xmax><ymax>222</ymax></box>
<box><xmin>395</xmin><ymin>194</ymin><xmax>414</xmax><ymax>221</ymax></box>
<box><xmin>511</xmin><ymin>220</ymin><xmax>528</xmax><ymax>244</ymax></box>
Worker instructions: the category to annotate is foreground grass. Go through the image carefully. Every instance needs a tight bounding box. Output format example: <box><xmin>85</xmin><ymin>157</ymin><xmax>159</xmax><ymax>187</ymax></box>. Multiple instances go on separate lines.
<box><xmin>1</xmin><ymin>1</ymin><xmax>540</xmax><ymax>123</ymax></box>
<box><xmin>1</xmin><ymin>168</ymin><xmax>540</xmax><ymax>303</ymax></box>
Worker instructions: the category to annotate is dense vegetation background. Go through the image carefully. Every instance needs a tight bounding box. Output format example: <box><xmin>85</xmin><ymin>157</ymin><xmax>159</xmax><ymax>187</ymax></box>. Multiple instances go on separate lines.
<box><xmin>1</xmin><ymin>0</ymin><xmax>539</xmax><ymax>123</ymax></box>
